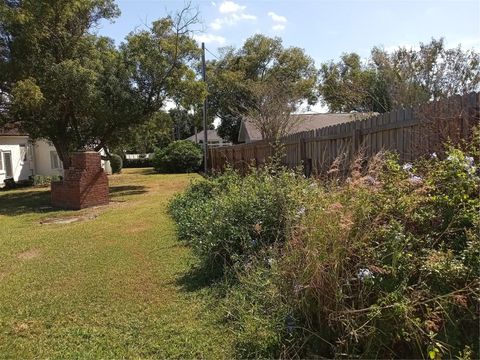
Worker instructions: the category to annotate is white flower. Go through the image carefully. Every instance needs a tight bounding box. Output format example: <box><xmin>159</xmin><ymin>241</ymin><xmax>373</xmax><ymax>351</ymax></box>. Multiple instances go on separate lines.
<box><xmin>409</xmin><ymin>175</ymin><xmax>423</xmax><ymax>185</ymax></box>
<box><xmin>465</xmin><ymin>156</ymin><xmax>474</xmax><ymax>166</ymax></box>
<box><xmin>357</xmin><ymin>268</ymin><xmax>374</xmax><ymax>281</ymax></box>
<box><xmin>402</xmin><ymin>163</ymin><xmax>413</xmax><ymax>171</ymax></box>
<box><xmin>297</xmin><ymin>207</ymin><xmax>306</xmax><ymax>216</ymax></box>
<box><xmin>267</xmin><ymin>258</ymin><xmax>275</xmax><ymax>266</ymax></box>
<box><xmin>431</xmin><ymin>152</ymin><xmax>438</xmax><ymax>159</ymax></box>
<box><xmin>365</xmin><ymin>175</ymin><xmax>377</xmax><ymax>186</ymax></box>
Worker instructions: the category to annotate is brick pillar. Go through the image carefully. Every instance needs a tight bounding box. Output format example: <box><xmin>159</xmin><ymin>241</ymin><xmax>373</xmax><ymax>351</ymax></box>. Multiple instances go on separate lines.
<box><xmin>51</xmin><ymin>151</ymin><xmax>109</xmax><ymax>210</ymax></box>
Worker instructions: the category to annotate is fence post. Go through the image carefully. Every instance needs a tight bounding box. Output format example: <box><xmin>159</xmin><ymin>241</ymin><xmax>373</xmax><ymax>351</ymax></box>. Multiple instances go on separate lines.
<box><xmin>351</xmin><ymin>122</ymin><xmax>362</xmax><ymax>158</ymax></box>
<box><xmin>300</xmin><ymin>137</ymin><xmax>308</xmax><ymax>176</ymax></box>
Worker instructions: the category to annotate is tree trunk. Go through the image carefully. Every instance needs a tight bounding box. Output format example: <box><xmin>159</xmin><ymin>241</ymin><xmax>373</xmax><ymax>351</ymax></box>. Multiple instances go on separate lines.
<box><xmin>52</xmin><ymin>140</ymin><xmax>72</xmax><ymax>169</ymax></box>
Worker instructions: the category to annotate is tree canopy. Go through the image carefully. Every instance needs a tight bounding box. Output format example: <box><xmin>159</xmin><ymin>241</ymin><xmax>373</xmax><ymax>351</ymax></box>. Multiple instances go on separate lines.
<box><xmin>207</xmin><ymin>34</ymin><xmax>318</xmax><ymax>143</ymax></box>
<box><xmin>0</xmin><ymin>0</ymin><xmax>204</xmax><ymax>167</ymax></box>
<box><xmin>319</xmin><ymin>38</ymin><xmax>480</xmax><ymax>113</ymax></box>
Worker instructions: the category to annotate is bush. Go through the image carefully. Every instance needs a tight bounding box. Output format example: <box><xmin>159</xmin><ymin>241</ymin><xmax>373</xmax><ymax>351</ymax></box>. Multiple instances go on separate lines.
<box><xmin>3</xmin><ymin>178</ymin><xmax>16</xmax><ymax>189</ymax></box>
<box><xmin>153</xmin><ymin>140</ymin><xmax>202</xmax><ymax>173</ymax></box>
<box><xmin>110</xmin><ymin>154</ymin><xmax>123</xmax><ymax>174</ymax></box>
<box><xmin>169</xmin><ymin>136</ymin><xmax>480</xmax><ymax>359</ymax></box>
<box><xmin>170</xmin><ymin>165</ymin><xmax>316</xmax><ymax>271</ymax></box>
<box><xmin>31</xmin><ymin>174</ymin><xmax>62</xmax><ymax>186</ymax></box>
<box><xmin>123</xmin><ymin>157</ymin><xmax>153</xmax><ymax>168</ymax></box>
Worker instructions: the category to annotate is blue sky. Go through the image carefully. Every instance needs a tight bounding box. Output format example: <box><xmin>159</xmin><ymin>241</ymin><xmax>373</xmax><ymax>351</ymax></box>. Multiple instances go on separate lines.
<box><xmin>97</xmin><ymin>0</ymin><xmax>480</xmax><ymax>64</ymax></box>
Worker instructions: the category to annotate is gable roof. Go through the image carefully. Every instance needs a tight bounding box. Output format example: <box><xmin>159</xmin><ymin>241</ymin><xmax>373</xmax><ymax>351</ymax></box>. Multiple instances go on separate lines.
<box><xmin>238</xmin><ymin>113</ymin><xmax>375</xmax><ymax>143</ymax></box>
<box><xmin>185</xmin><ymin>129</ymin><xmax>227</xmax><ymax>143</ymax></box>
<box><xmin>0</xmin><ymin>123</ymin><xmax>26</xmax><ymax>136</ymax></box>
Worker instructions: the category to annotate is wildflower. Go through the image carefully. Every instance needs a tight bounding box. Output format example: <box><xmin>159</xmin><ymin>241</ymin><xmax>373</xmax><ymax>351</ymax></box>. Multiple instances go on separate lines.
<box><xmin>297</xmin><ymin>207</ymin><xmax>306</xmax><ymax>217</ymax></box>
<box><xmin>357</xmin><ymin>268</ymin><xmax>374</xmax><ymax>281</ymax></box>
<box><xmin>431</xmin><ymin>152</ymin><xmax>438</xmax><ymax>160</ymax></box>
<box><xmin>293</xmin><ymin>283</ymin><xmax>304</xmax><ymax>295</ymax></box>
<box><xmin>402</xmin><ymin>163</ymin><xmax>413</xmax><ymax>171</ymax></box>
<box><xmin>409</xmin><ymin>175</ymin><xmax>423</xmax><ymax>185</ymax></box>
<box><xmin>364</xmin><ymin>175</ymin><xmax>377</xmax><ymax>186</ymax></box>
<box><xmin>465</xmin><ymin>156</ymin><xmax>474</xmax><ymax>167</ymax></box>
<box><xmin>267</xmin><ymin>258</ymin><xmax>275</xmax><ymax>266</ymax></box>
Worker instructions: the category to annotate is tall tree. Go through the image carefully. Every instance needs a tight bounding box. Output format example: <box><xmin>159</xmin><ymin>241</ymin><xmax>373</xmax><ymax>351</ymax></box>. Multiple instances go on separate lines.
<box><xmin>0</xmin><ymin>0</ymin><xmax>204</xmax><ymax>168</ymax></box>
<box><xmin>207</xmin><ymin>34</ymin><xmax>318</xmax><ymax>143</ymax></box>
<box><xmin>319</xmin><ymin>38</ymin><xmax>480</xmax><ymax>113</ymax></box>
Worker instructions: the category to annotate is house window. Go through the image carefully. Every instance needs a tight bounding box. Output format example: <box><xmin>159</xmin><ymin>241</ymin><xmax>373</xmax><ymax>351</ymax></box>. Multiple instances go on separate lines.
<box><xmin>3</xmin><ymin>151</ymin><xmax>13</xmax><ymax>178</ymax></box>
<box><xmin>0</xmin><ymin>151</ymin><xmax>3</xmax><ymax>171</ymax></box>
<box><xmin>20</xmin><ymin>144</ymin><xmax>27</xmax><ymax>162</ymax></box>
<box><xmin>50</xmin><ymin>151</ymin><xmax>60</xmax><ymax>169</ymax></box>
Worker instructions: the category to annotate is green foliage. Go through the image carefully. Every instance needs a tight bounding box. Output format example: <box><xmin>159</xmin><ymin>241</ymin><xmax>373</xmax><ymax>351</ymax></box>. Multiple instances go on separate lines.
<box><xmin>153</xmin><ymin>140</ymin><xmax>202</xmax><ymax>174</ymax></box>
<box><xmin>319</xmin><ymin>38</ymin><xmax>480</xmax><ymax>112</ymax></box>
<box><xmin>207</xmin><ymin>34</ymin><xmax>318</xmax><ymax>143</ymax></box>
<box><xmin>170</xmin><ymin>138</ymin><xmax>480</xmax><ymax>358</ymax></box>
<box><xmin>0</xmin><ymin>1</ymin><xmax>204</xmax><ymax>166</ymax></box>
<box><xmin>123</xmin><ymin>157</ymin><xmax>153</xmax><ymax>168</ymax></box>
<box><xmin>169</xmin><ymin>166</ymin><xmax>316</xmax><ymax>271</ymax></box>
<box><xmin>31</xmin><ymin>174</ymin><xmax>62</xmax><ymax>187</ymax></box>
<box><xmin>110</xmin><ymin>154</ymin><xmax>123</xmax><ymax>174</ymax></box>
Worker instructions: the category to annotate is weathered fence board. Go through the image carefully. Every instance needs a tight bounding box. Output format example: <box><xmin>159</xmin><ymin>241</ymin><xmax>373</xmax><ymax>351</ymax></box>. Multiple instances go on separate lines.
<box><xmin>209</xmin><ymin>92</ymin><xmax>480</xmax><ymax>174</ymax></box>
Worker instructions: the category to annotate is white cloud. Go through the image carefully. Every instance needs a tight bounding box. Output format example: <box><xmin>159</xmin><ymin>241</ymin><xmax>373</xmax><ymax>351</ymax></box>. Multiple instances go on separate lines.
<box><xmin>268</xmin><ymin>11</ymin><xmax>287</xmax><ymax>32</ymax></box>
<box><xmin>219</xmin><ymin>1</ymin><xmax>245</xmax><ymax>14</ymax></box>
<box><xmin>193</xmin><ymin>33</ymin><xmax>227</xmax><ymax>46</ymax></box>
<box><xmin>210</xmin><ymin>2</ymin><xmax>256</xmax><ymax>30</ymax></box>
<box><xmin>268</xmin><ymin>11</ymin><xmax>287</xmax><ymax>23</ymax></box>
<box><xmin>272</xmin><ymin>24</ymin><xmax>286</xmax><ymax>32</ymax></box>
<box><xmin>210</xmin><ymin>18</ymin><xmax>223</xmax><ymax>30</ymax></box>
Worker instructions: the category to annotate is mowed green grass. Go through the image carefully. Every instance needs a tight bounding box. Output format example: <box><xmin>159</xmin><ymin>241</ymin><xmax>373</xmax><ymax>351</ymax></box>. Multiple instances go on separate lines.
<box><xmin>0</xmin><ymin>169</ymin><xmax>232</xmax><ymax>359</ymax></box>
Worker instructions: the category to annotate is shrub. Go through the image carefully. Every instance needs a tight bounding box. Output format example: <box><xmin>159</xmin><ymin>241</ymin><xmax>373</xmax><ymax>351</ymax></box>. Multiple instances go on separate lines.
<box><xmin>169</xmin><ymin>165</ymin><xmax>316</xmax><ymax>271</ymax></box>
<box><xmin>3</xmin><ymin>178</ymin><xmax>16</xmax><ymax>189</ymax></box>
<box><xmin>153</xmin><ymin>140</ymin><xmax>202</xmax><ymax>173</ymax></box>
<box><xmin>110</xmin><ymin>154</ymin><xmax>123</xmax><ymax>174</ymax></box>
<box><xmin>31</xmin><ymin>174</ymin><xmax>62</xmax><ymax>186</ymax></box>
<box><xmin>170</xmin><ymin>136</ymin><xmax>480</xmax><ymax>359</ymax></box>
<box><xmin>123</xmin><ymin>157</ymin><xmax>153</xmax><ymax>168</ymax></box>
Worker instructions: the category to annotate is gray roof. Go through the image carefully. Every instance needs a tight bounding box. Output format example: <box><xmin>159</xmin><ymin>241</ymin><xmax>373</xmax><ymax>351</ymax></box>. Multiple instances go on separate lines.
<box><xmin>0</xmin><ymin>123</ymin><xmax>26</xmax><ymax>136</ymax></box>
<box><xmin>238</xmin><ymin>113</ymin><xmax>375</xmax><ymax>142</ymax></box>
<box><xmin>185</xmin><ymin>129</ymin><xmax>226</xmax><ymax>142</ymax></box>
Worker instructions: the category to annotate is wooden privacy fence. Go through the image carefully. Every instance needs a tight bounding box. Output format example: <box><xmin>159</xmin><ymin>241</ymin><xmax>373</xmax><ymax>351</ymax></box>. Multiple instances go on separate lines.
<box><xmin>209</xmin><ymin>92</ymin><xmax>480</xmax><ymax>175</ymax></box>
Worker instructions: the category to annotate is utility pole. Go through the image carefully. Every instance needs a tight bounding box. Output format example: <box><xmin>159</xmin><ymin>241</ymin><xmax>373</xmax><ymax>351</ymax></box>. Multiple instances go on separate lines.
<box><xmin>201</xmin><ymin>42</ymin><xmax>208</xmax><ymax>174</ymax></box>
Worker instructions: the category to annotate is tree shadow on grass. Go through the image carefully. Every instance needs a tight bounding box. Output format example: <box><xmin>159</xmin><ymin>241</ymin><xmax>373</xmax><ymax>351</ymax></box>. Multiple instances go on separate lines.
<box><xmin>109</xmin><ymin>185</ymin><xmax>148</xmax><ymax>199</ymax></box>
<box><xmin>0</xmin><ymin>188</ymin><xmax>59</xmax><ymax>216</ymax></box>
<box><xmin>176</xmin><ymin>260</ymin><xmax>226</xmax><ymax>293</ymax></box>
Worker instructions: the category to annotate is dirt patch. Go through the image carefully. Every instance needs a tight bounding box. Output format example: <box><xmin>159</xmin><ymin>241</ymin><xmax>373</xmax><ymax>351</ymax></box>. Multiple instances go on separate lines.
<box><xmin>39</xmin><ymin>214</ymin><xmax>97</xmax><ymax>225</ymax></box>
<box><xmin>17</xmin><ymin>249</ymin><xmax>41</xmax><ymax>260</ymax></box>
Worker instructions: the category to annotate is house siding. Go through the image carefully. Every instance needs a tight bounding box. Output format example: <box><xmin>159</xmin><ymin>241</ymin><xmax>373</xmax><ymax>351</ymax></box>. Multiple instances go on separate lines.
<box><xmin>0</xmin><ymin>136</ymin><xmax>33</xmax><ymax>183</ymax></box>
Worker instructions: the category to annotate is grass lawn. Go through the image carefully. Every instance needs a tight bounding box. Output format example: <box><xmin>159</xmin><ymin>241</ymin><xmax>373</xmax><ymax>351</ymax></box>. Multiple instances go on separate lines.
<box><xmin>0</xmin><ymin>169</ymin><xmax>233</xmax><ymax>358</ymax></box>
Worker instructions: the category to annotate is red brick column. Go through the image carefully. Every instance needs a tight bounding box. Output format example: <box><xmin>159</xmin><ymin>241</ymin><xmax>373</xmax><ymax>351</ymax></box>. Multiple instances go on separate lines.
<box><xmin>51</xmin><ymin>151</ymin><xmax>109</xmax><ymax>210</ymax></box>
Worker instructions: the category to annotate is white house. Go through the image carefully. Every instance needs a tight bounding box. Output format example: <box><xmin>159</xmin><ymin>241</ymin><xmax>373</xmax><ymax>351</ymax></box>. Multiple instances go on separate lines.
<box><xmin>0</xmin><ymin>124</ymin><xmax>111</xmax><ymax>186</ymax></box>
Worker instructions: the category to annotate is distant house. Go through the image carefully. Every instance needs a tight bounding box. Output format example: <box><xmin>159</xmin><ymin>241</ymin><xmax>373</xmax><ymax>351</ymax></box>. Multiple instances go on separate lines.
<box><xmin>238</xmin><ymin>113</ymin><xmax>374</xmax><ymax>143</ymax></box>
<box><xmin>185</xmin><ymin>129</ymin><xmax>232</xmax><ymax>148</ymax></box>
<box><xmin>0</xmin><ymin>124</ymin><xmax>111</xmax><ymax>186</ymax></box>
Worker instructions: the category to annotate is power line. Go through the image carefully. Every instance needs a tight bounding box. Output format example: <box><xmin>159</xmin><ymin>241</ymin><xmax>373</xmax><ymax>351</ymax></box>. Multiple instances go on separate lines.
<box><xmin>205</xmin><ymin>47</ymin><xmax>220</xmax><ymax>61</ymax></box>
